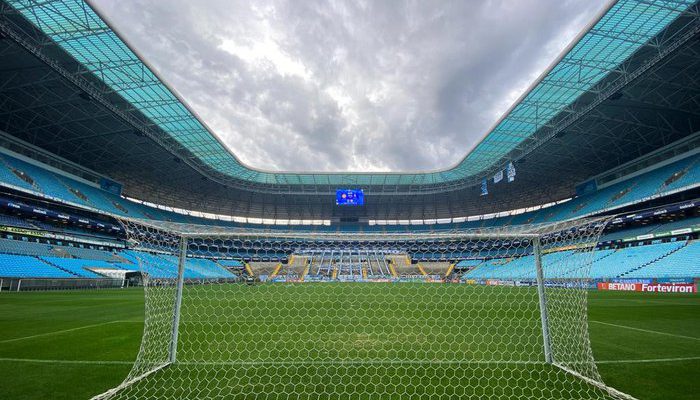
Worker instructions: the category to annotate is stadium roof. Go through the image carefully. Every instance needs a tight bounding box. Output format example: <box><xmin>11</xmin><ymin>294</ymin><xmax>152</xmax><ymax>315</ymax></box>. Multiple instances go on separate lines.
<box><xmin>0</xmin><ymin>0</ymin><xmax>698</xmax><ymax>219</ymax></box>
<box><xmin>2</xmin><ymin>0</ymin><xmax>696</xmax><ymax>187</ymax></box>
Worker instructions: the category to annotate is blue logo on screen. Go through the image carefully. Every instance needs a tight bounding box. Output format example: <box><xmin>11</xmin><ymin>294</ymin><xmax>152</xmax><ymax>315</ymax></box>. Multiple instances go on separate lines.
<box><xmin>336</xmin><ymin>189</ymin><xmax>364</xmax><ymax>206</ymax></box>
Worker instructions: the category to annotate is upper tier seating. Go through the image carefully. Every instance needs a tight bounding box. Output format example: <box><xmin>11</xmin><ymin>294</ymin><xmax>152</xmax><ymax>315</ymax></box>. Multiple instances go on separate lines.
<box><xmin>0</xmin><ymin>151</ymin><xmax>697</xmax><ymax>231</ymax></box>
<box><xmin>0</xmin><ymin>214</ymin><xmax>36</xmax><ymax>229</ymax></box>
<box><xmin>600</xmin><ymin>217</ymin><xmax>700</xmax><ymax>242</ymax></box>
<box><xmin>0</xmin><ymin>154</ymin><xmax>151</xmax><ymax>219</ymax></box>
<box><xmin>600</xmin><ymin>225</ymin><xmax>657</xmax><ymax>242</ymax></box>
<box><xmin>648</xmin><ymin>216</ymin><xmax>700</xmax><ymax>233</ymax></box>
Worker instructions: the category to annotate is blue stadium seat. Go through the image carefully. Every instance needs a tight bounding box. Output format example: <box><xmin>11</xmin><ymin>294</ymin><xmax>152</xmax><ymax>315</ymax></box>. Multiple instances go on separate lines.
<box><xmin>39</xmin><ymin>256</ymin><xmax>105</xmax><ymax>278</ymax></box>
<box><xmin>0</xmin><ymin>254</ymin><xmax>74</xmax><ymax>278</ymax></box>
<box><xmin>624</xmin><ymin>241</ymin><xmax>700</xmax><ymax>278</ymax></box>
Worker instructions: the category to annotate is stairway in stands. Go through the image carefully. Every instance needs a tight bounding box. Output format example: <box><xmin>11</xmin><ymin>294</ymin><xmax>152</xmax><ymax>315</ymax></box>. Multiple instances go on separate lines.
<box><xmin>618</xmin><ymin>241</ymin><xmax>689</xmax><ymax>278</ymax></box>
<box><xmin>268</xmin><ymin>263</ymin><xmax>282</xmax><ymax>279</ymax></box>
<box><xmin>50</xmin><ymin>246</ymin><xmax>72</xmax><ymax>258</ymax></box>
<box><xmin>37</xmin><ymin>256</ymin><xmax>82</xmax><ymax>277</ymax></box>
<box><xmin>244</xmin><ymin>262</ymin><xmax>255</xmax><ymax>277</ymax></box>
<box><xmin>386</xmin><ymin>259</ymin><xmax>398</xmax><ymax>278</ymax></box>
<box><xmin>300</xmin><ymin>262</ymin><xmax>311</xmax><ymax>282</ymax></box>
<box><xmin>386</xmin><ymin>254</ymin><xmax>417</xmax><ymax>277</ymax></box>
<box><xmin>444</xmin><ymin>263</ymin><xmax>456</xmax><ymax>279</ymax></box>
<box><xmin>0</xmin><ymin>156</ymin><xmax>42</xmax><ymax>193</ymax></box>
<box><xmin>416</xmin><ymin>263</ymin><xmax>428</xmax><ymax>278</ymax></box>
<box><xmin>289</xmin><ymin>256</ymin><xmax>308</xmax><ymax>281</ymax></box>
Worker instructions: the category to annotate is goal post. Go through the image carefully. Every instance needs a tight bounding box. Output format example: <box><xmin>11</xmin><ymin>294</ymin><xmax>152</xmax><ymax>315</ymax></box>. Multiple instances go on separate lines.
<box><xmin>169</xmin><ymin>235</ymin><xmax>187</xmax><ymax>364</ymax></box>
<box><xmin>533</xmin><ymin>236</ymin><xmax>553</xmax><ymax>365</ymax></box>
<box><xmin>94</xmin><ymin>217</ymin><xmax>636</xmax><ymax>400</ymax></box>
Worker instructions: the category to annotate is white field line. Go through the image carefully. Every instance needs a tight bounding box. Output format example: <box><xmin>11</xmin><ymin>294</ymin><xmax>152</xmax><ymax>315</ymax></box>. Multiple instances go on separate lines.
<box><xmin>0</xmin><ymin>320</ymin><xmax>141</xmax><ymax>343</ymax></box>
<box><xmin>596</xmin><ymin>356</ymin><xmax>700</xmax><ymax>364</ymax></box>
<box><xmin>0</xmin><ymin>358</ymin><xmax>543</xmax><ymax>366</ymax></box>
<box><xmin>590</xmin><ymin>320</ymin><xmax>700</xmax><ymax>341</ymax></box>
<box><xmin>0</xmin><ymin>357</ymin><xmax>133</xmax><ymax>365</ymax></box>
<box><xmin>1</xmin><ymin>356</ymin><xmax>698</xmax><ymax>366</ymax></box>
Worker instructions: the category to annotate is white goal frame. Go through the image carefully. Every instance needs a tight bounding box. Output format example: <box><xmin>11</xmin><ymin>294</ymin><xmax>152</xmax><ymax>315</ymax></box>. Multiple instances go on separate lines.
<box><xmin>93</xmin><ymin>217</ymin><xmax>637</xmax><ymax>400</ymax></box>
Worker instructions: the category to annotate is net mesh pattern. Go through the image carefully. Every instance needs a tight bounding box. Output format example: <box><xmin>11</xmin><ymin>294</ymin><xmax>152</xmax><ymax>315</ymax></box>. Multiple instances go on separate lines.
<box><xmin>96</xmin><ymin>218</ymin><xmax>630</xmax><ymax>400</ymax></box>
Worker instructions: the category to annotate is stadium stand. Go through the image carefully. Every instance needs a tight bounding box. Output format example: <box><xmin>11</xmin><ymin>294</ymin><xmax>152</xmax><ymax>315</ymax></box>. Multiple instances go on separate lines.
<box><xmin>0</xmin><ymin>234</ymin><xmax>242</xmax><ymax>280</ymax></box>
<box><xmin>39</xmin><ymin>256</ymin><xmax>106</xmax><ymax>278</ymax></box>
<box><xmin>0</xmin><ymin>254</ymin><xmax>74</xmax><ymax>278</ymax></box>
<box><xmin>0</xmin><ymin>238</ymin><xmax>55</xmax><ymax>257</ymax></box>
<box><xmin>0</xmin><ymin>214</ymin><xmax>35</xmax><ymax>229</ymax></box>
<box><xmin>61</xmin><ymin>246</ymin><xmax>120</xmax><ymax>262</ymax></box>
<box><xmin>600</xmin><ymin>226</ymin><xmax>657</xmax><ymax>242</ymax></box>
<box><xmin>623</xmin><ymin>241</ymin><xmax>700</xmax><ymax>278</ymax></box>
<box><xmin>183</xmin><ymin>257</ymin><xmax>233</xmax><ymax>279</ymax></box>
<box><xmin>0</xmin><ymin>1</ymin><xmax>698</xmax><ymax>398</ymax></box>
<box><xmin>216</xmin><ymin>259</ymin><xmax>244</xmax><ymax>268</ymax></box>
<box><xmin>5</xmin><ymin>230</ymin><xmax>695</xmax><ymax>281</ymax></box>
<box><xmin>461</xmin><ymin>239</ymin><xmax>698</xmax><ymax>281</ymax></box>
<box><xmin>118</xmin><ymin>250</ymin><xmax>237</xmax><ymax>280</ymax></box>
<box><xmin>600</xmin><ymin>216</ymin><xmax>700</xmax><ymax>242</ymax></box>
<box><xmin>0</xmin><ymin>5</ymin><xmax>696</xmax><ymax>281</ymax></box>
<box><xmin>1</xmin><ymin>191</ymin><xmax>697</xmax><ymax>282</ymax></box>
<box><xmin>249</xmin><ymin>262</ymin><xmax>281</xmax><ymax>279</ymax></box>
<box><xmin>0</xmin><ymin>151</ymin><xmax>697</xmax><ymax>232</ymax></box>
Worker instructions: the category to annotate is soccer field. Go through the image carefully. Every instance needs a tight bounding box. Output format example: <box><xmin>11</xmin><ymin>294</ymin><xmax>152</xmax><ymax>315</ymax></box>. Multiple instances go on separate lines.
<box><xmin>0</xmin><ymin>285</ymin><xmax>697</xmax><ymax>400</ymax></box>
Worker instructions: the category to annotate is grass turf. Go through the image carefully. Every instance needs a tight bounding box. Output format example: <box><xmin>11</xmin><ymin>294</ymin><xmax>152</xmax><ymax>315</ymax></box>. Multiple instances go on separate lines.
<box><xmin>0</xmin><ymin>285</ymin><xmax>697</xmax><ymax>399</ymax></box>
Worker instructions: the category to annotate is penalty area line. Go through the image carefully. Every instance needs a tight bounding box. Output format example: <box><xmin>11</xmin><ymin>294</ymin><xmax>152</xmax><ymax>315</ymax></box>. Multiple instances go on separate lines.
<box><xmin>0</xmin><ymin>357</ymin><xmax>132</xmax><ymax>365</ymax></box>
<box><xmin>589</xmin><ymin>320</ymin><xmax>700</xmax><ymax>341</ymax></box>
<box><xmin>596</xmin><ymin>356</ymin><xmax>700</xmax><ymax>364</ymax></box>
<box><xmin>0</xmin><ymin>320</ymin><xmax>141</xmax><ymax>344</ymax></box>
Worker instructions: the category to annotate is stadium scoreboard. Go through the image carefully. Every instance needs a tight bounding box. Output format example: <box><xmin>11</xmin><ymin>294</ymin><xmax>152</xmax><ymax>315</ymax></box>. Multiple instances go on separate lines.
<box><xmin>336</xmin><ymin>189</ymin><xmax>364</xmax><ymax>206</ymax></box>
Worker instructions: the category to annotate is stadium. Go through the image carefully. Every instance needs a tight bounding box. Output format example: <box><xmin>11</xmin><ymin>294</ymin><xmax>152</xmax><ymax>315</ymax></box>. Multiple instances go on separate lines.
<box><xmin>0</xmin><ymin>0</ymin><xmax>698</xmax><ymax>399</ymax></box>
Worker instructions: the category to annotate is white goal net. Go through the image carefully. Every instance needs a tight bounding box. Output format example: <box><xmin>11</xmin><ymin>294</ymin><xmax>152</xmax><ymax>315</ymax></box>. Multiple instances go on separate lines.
<box><xmin>94</xmin><ymin>218</ymin><xmax>634</xmax><ymax>400</ymax></box>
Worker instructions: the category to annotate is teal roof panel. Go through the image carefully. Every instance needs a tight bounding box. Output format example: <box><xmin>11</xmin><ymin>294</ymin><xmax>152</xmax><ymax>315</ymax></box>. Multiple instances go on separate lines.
<box><xmin>6</xmin><ymin>0</ymin><xmax>695</xmax><ymax>186</ymax></box>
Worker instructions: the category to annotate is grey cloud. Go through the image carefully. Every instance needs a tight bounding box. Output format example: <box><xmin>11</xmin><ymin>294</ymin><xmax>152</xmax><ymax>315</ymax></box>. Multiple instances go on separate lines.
<box><xmin>91</xmin><ymin>0</ymin><xmax>608</xmax><ymax>172</ymax></box>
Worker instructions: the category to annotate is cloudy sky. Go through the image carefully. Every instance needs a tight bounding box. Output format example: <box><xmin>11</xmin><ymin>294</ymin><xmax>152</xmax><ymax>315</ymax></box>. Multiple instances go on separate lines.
<box><xmin>91</xmin><ymin>0</ymin><xmax>609</xmax><ymax>173</ymax></box>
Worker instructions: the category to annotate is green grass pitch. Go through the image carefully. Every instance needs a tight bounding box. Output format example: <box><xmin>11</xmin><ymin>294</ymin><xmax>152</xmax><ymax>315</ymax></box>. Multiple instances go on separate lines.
<box><xmin>0</xmin><ymin>285</ymin><xmax>697</xmax><ymax>399</ymax></box>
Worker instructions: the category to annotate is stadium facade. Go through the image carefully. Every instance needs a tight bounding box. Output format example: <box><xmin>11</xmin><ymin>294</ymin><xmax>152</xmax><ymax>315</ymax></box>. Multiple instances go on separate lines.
<box><xmin>0</xmin><ymin>0</ymin><xmax>696</xmax><ymax>276</ymax></box>
<box><xmin>0</xmin><ymin>0</ymin><xmax>697</xmax><ymax>222</ymax></box>
<box><xmin>0</xmin><ymin>2</ymin><xmax>698</xmax><ymax>399</ymax></box>
<box><xmin>0</xmin><ymin>0</ymin><xmax>695</xmax><ymax>285</ymax></box>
